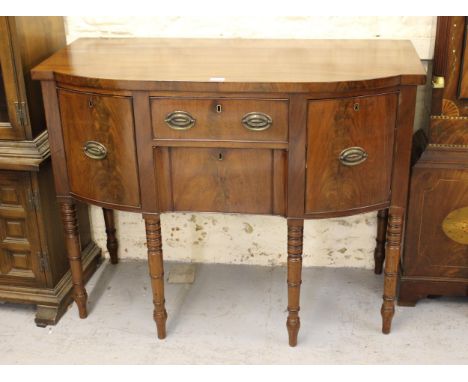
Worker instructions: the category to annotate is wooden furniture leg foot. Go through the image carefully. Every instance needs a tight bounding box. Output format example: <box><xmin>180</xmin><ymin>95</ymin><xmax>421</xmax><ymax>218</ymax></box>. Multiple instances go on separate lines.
<box><xmin>60</xmin><ymin>201</ymin><xmax>88</xmax><ymax>319</ymax></box>
<box><xmin>286</xmin><ymin>219</ymin><xmax>304</xmax><ymax>347</ymax></box>
<box><xmin>374</xmin><ymin>208</ymin><xmax>388</xmax><ymax>274</ymax></box>
<box><xmin>381</xmin><ymin>206</ymin><xmax>404</xmax><ymax>334</ymax></box>
<box><xmin>103</xmin><ymin>208</ymin><xmax>119</xmax><ymax>264</ymax></box>
<box><xmin>144</xmin><ymin>214</ymin><xmax>167</xmax><ymax>339</ymax></box>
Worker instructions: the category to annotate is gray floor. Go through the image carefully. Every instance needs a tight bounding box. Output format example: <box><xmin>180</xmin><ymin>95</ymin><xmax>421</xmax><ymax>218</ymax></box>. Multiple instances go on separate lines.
<box><xmin>1</xmin><ymin>260</ymin><xmax>467</xmax><ymax>364</ymax></box>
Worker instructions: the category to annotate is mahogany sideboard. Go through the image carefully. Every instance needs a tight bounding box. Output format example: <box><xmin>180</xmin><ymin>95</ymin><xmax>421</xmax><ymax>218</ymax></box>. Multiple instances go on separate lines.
<box><xmin>31</xmin><ymin>38</ymin><xmax>426</xmax><ymax>346</ymax></box>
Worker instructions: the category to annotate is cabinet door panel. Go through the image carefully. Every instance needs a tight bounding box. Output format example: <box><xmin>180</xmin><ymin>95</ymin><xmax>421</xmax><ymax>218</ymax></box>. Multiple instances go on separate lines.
<box><xmin>404</xmin><ymin>168</ymin><xmax>468</xmax><ymax>278</ymax></box>
<box><xmin>0</xmin><ymin>171</ymin><xmax>44</xmax><ymax>287</ymax></box>
<box><xmin>58</xmin><ymin>89</ymin><xmax>141</xmax><ymax>209</ymax></box>
<box><xmin>305</xmin><ymin>93</ymin><xmax>397</xmax><ymax>214</ymax></box>
<box><xmin>0</xmin><ymin>18</ymin><xmax>27</xmax><ymax>139</ymax></box>
<box><xmin>155</xmin><ymin>147</ymin><xmax>286</xmax><ymax>215</ymax></box>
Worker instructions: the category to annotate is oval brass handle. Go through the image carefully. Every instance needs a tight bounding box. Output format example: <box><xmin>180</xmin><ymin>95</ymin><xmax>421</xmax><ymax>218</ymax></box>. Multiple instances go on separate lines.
<box><xmin>241</xmin><ymin>112</ymin><xmax>272</xmax><ymax>131</ymax></box>
<box><xmin>339</xmin><ymin>147</ymin><xmax>368</xmax><ymax>166</ymax></box>
<box><xmin>83</xmin><ymin>141</ymin><xmax>107</xmax><ymax>160</ymax></box>
<box><xmin>165</xmin><ymin>111</ymin><xmax>196</xmax><ymax>130</ymax></box>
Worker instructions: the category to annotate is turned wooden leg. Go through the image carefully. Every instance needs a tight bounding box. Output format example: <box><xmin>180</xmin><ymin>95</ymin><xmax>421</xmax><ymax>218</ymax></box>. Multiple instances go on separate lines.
<box><xmin>60</xmin><ymin>201</ymin><xmax>88</xmax><ymax>319</ymax></box>
<box><xmin>286</xmin><ymin>219</ymin><xmax>304</xmax><ymax>347</ymax></box>
<box><xmin>103</xmin><ymin>208</ymin><xmax>118</xmax><ymax>264</ymax></box>
<box><xmin>374</xmin><ymin>208</ymin><xmax>389</xmax><ymax>275</ymax></box>
<box><xmin>144</xmin><ymin>214</ymin><xmax>167</xmax><ymax>339</ymax></box>
<box><xmin>381</xmin><ymin>206</ymin><xmax>404</xmax><ymax>334</ymax></box>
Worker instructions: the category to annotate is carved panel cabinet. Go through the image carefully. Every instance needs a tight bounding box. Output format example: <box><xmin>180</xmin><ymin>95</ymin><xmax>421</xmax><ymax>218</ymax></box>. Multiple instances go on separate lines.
<box><xmin>0</xmin><ymin>17</ymin><xmax>101</xmax><ymax>326</ymax></box>
<box><xmin>32</xmin><ymin>38</ymin><xmax>425</xmax><ymax>345</ymax></box>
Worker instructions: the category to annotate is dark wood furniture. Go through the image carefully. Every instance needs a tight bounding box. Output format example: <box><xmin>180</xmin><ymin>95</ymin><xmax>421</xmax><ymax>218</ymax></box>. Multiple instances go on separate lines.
<box><xmin>32</xmin><ymin>38</ymin><xmax>425</xmax><ymax>345</ymax></box>
<box><xmin>398</xmin><ymin>16</ymin><xmax>468</xmax><ymax>306</ymax></box>
<box><xmin>0</xmin><ymin>17</ymin><xmax>101</xmax><ymax>326</ymax></box>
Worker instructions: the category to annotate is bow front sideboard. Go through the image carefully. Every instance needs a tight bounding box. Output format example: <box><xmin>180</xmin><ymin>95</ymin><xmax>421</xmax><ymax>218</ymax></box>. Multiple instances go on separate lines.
<box><xmin>31</xmin><ymin>38</ymin><xmax>426</xmax><ymax>346</ymax></box>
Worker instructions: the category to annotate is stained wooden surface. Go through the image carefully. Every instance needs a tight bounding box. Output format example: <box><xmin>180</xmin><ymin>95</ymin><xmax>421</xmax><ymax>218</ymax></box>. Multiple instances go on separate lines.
<box><xmin>400</xmin><ymin>17</ymin><xmax>468</xmax><ymax>306</ymax></box>
<box><xmin>162</xmin><ymin>147</ymin><xmax>286</xmax><ymax>215</ymax></box>
<box><xmin>151</xmin><ymin>97</ymin><xmax>288</xmax><ymax>142</ymax></box>
<box><xmin>305</xmin><ymin>93</ymin><xmax>397</xmax><ymax>215</ymax></box>
<box><xmin>31</xmin><ymin>38</ymin><xmax>426</xmax><ymax>92</ymax></box>
<box><xmin>0</xmin><ymin>16</ymin><xmax>65</xmax><ymax>140</ymax></box>
<box><xmin>33</xmin><ymin>36</ymin><xmax>425</xmax><ymax>343</ymax></box>
<box><xmin>58</xmin><ymin>88</ymin><xmax>141</xmax><ymax>209</ymax></box>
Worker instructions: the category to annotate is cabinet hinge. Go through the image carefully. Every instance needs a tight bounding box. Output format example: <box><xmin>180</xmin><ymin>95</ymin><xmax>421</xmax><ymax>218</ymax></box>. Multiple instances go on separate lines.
<box><xmin>26</xmin><ymin>190</ymin><xmax>40</xmax><ymax>211</ymax></box>
<box><xmin>14</xmin><ymin>101</ymin><xmax>27</xmax><ymax>128</ymax></box>
<box><xmin>38</xmin><ymin>251</ymin><xmax>49</xmax><ymax>273</ymax></box>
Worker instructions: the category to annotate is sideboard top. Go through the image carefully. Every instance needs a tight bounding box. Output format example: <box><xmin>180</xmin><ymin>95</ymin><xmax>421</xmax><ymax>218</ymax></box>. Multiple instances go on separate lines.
<box><xmin>32</xmin><ymin>38</ymin><xmax>426</xmax><ymax>92</ymax></box>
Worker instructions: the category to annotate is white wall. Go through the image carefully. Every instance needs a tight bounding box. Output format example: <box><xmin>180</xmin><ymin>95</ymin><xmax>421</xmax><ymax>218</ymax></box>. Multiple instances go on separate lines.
<box><xmin>64</xmin><ymin>16</ymin><xmax>436</xmax><ymax>268</ymax></box>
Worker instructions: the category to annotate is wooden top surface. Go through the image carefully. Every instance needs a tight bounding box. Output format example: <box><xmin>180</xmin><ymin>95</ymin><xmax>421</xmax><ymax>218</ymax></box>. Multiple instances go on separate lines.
<box><xmin>32</xmin><ymin>38</ymin><xmax>426</xmax><ymax>92</ymax></box>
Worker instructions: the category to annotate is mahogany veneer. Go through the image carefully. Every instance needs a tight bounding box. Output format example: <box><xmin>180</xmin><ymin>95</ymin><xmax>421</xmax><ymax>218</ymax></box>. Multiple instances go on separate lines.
<box><xmin>32</xmin><ymin>38</ymin><xmax>426</xmax><ymax>346</ymax></box>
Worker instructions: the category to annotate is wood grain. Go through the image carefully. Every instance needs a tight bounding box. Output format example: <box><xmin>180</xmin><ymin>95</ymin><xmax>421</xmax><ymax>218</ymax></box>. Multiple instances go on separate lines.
<box><xmin>305</xmin><ymin>93</ymin><xmax>397</xmax><ymax>214</ymax></box>
<box><xmin>151</xmin><ymin>97</ymin><xmax>288</xmax><ymax>142</ymax></box>
<box><xmin>58</xmin><ymin>88</ymin><xmax>141</xmax><ymax>209</ymax></box>
<box><xmin>165</xmin><ymin>147</ymin><xmax>286</xmax><ymax>215</ymax></box>
<box><xmin>31</xmin><ymin>38</ymin><xmax>426</xmax><ymax>92</ymax></box>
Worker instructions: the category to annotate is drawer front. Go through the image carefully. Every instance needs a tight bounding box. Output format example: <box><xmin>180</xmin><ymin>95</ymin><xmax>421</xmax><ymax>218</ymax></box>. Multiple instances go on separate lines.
<box><xmin>154</xmin><ymin>147</ymin><xmax>286</xmax><ymax>215</ymax></box>
<box><xmin>58</xmin><ymin>89</ymin><xmax>140</xmax><ymax>208</ymax></box>
<box><xmin>151</xmin><ymin>97</ymin><xmax>288</xmax><ymax>142</ymax></box>
<box><xmin>0</xmin><ymin>172</ymin><xmax>44</xmax><ymax>287</ymax></box>
<box><xmin>305</xmin><ymin>93</ymin><xmax>397</xmax><ymax>214</ymax></box>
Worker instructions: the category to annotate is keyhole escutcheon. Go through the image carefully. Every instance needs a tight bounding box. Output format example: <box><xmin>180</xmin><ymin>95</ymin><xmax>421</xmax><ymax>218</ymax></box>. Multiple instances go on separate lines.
<box><xmin>216</xmin><ymin>104</ymin><xmax>222</xmax><ymax>113</ymax></box>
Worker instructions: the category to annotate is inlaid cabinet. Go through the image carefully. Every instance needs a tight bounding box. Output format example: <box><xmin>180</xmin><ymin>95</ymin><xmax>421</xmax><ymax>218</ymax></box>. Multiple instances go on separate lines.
<box><xmin>0</xmin><ymin>17</ymin><xmax>101</xmax><ymax>326</ymax></box>
<box><xmin>32</xmin><ymin>38</ymin><xmax>425</xmax><ymax>345</ymax></box>
<box><xmin>399</xmin><ymin>16</ymin><xmax>468</xmax><ymax>305</ymax></box>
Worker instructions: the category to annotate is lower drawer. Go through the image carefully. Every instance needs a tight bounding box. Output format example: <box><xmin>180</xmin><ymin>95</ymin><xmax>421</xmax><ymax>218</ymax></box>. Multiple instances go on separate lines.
<box><xmin>154</xmin><ymin>147</ymin><xmax>286</xmax><ymax>215</ymax></box>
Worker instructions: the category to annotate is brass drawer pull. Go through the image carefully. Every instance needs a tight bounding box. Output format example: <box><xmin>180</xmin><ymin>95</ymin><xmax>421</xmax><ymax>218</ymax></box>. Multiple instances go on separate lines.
<box><xmin>83</xmin><ymin>141</ymin><xmax>107</xmax><ymax>160</ymax></box>
<box><xmin>339</xmin><ymin>147</ymin><xmax>368</xmax><ymax>166</ymax></box>
<box><xmin>241</xmin><ymin>112</ymin><xmax>272</xmax><ymax>131</ymax></box>
<box><xmin>165</xmin><ymin>111</ymin><xmax>196</xmax><ymax>130</ymax></box>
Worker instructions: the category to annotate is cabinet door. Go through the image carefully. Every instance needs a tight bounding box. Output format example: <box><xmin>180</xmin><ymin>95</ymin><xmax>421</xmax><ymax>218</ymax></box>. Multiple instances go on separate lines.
<box><xmin>155</xmin><ymin>147</ymin><xmax>286</xmax><ymax>215</ymax></box>
<box><xmin>0</xmin><ymin>171</ymin><xmax>44</xmax><ymax>287</ymax></box>
<box><xmin>305</xmin><ymin>93</ymin><xmax>397</xmax><ymax>215</ymax></box>
<box><xmin>0</xmin><ymin>17</ymin><xmax>27</xmax><ymax>140</ymax></box>
<box><xmin>58</xmin><ymin>89</ymin><xmax>141</xmax><ymax>209</ymax></box>
<box><xmin>403</xmin><ymin>167</ymin><xmax>468</xmax><ymax>278</ymax></box>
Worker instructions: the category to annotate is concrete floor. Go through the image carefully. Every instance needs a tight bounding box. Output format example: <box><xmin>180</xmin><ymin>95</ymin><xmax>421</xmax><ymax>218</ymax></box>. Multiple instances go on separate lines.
<box><xmin>1</xmin><ymin>260</ymin><xmax>467</xmax><ymax>364</ymax></box>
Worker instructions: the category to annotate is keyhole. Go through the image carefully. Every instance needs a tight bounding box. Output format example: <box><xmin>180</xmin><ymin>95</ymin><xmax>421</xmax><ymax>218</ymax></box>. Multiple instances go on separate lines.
<box><xmin>218</xmin><ymin>152</ymin><xmax>223</xmax><ymax>161</ymax></box>
<box><xmin>216</xmin><ymin>104</ymin><xmax>222</xmax><ymax>113</ymax></box>
<box><xmin>88</xmin><ymin>98</ymin><xmax>94</xmax><ymax>109</ymax></box>
<box><xmin>353</xmin><ymin>103</ymin><xmax>360</xmax><ymax>111</ymax></box>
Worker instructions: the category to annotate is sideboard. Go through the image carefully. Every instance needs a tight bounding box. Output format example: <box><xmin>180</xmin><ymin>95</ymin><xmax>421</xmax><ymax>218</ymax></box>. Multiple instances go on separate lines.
<box><xmin>31</xmin><ymin>38</ymin><xmax>426</xmax><ymax>346</ymax></box>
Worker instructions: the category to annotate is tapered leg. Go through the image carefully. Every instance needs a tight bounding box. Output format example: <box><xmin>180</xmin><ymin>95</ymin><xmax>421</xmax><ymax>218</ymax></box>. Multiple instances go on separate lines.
<box><xmin>60</xmin><ymin>201</ymin><xmax>87</xmax><ymax>319</ymax></box>
<box><xmin>144</xmin><ymin>214</ymin><xmax>167</xmax><ymax>339</ymax></box>
<box><xmin>381</xmin><ymin>206</ymin><xmax>404</xmax><ymax>334</ymax></box>
<box><xmin>286</xmin><ymin>219</ymin><xmax>304</xmax><ymax>347</ymax></box>
<box><xmin>103</xmin><ymin>208</ymin><xmax>118</xmax><ymax>264</ymax></box>
<box><xmin>374</xmin><ymin>208</ymin><xmax>389</xmax><ymax>274</ymax></box>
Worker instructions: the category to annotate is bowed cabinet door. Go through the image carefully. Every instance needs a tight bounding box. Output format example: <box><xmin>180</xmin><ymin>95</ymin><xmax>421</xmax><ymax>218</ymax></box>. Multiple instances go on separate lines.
<box><xmin>58</xmin><ymin>88</ymin><xmax>141</xmax><ymax>210</ymax></box>
<box><xmin>305</xmin><ymin>92</ymin><xmax>397</xmax><ymax>216</ymax></box>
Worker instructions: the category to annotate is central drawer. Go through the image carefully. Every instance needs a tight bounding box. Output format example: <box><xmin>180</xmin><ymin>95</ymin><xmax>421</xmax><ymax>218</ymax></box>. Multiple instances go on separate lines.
<box><xmin>150</xmin><ymin>97</ymin><xmax>288</xmax><ymax>142</ymax></box>
<box><xmin>154</xmin><ymin>147</ymin><xmax>286</xmax><ymax>215</ymax></box>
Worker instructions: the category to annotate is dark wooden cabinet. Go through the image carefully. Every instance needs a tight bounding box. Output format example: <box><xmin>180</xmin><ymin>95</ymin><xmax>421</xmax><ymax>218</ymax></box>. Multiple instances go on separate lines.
<box><xmin>305</xmin><ymin>93</ymin><xmax>397</xmax><ymax>215</ymax></box>
<box><xmin>32</xmin><ymin>38</ymin><xmax>425</xmax><ymax>345</ymax></box>
<box><xmin>399</xmin><ymin>16</ymin><xmax>468</xmax><ymax>305</ymax></box>
<box><xmin>0</xmin><ymin>17</ymin><xmax>101</xmax><ymax>326</ymax></box>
